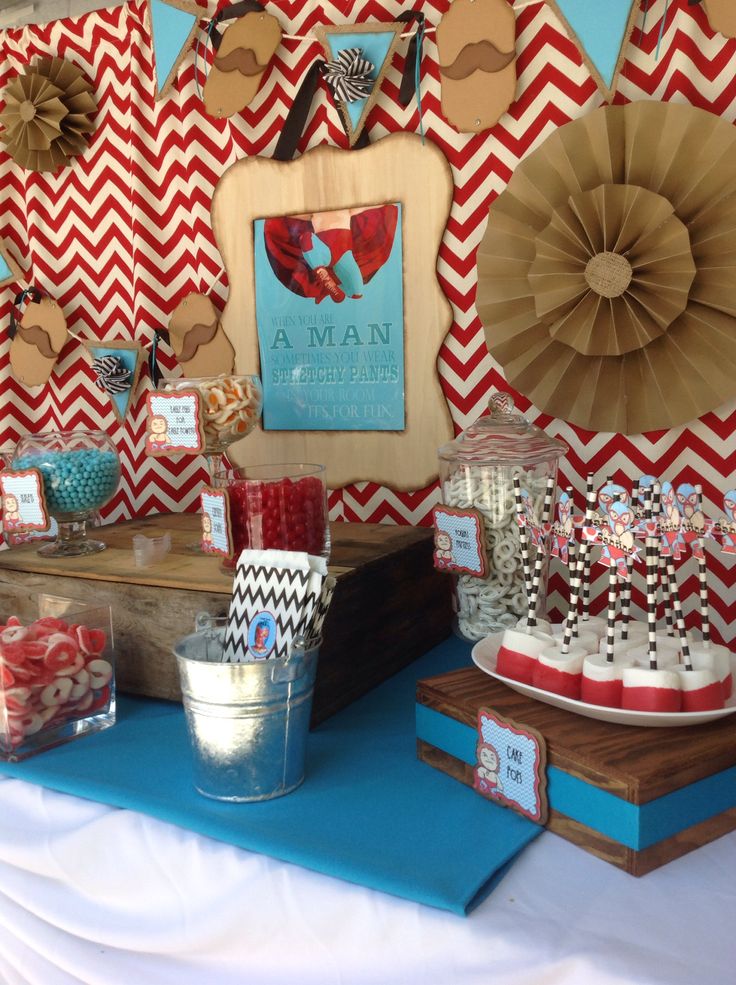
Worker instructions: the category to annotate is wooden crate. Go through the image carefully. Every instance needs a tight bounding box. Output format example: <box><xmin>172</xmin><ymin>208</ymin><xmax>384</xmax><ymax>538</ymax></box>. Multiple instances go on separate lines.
<box><xmin>416</xmin><ymin>666</ymin><xmax>736</xmax><ymax>876</ymax></box>
<box><xmin>0</xmin><ymin>514</ymin><xmax>452</xmax><ymax>725</ymax></box>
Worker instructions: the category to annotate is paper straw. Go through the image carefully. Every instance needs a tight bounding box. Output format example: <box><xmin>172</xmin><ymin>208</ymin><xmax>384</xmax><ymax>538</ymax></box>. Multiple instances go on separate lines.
<box><xmin>562</xmin><ymin>475</ymin><xmax>596</xmax><ymax>654</ymax></box>
<box><xmin>526</xmin><ymin>475</ymin><xmax>556</xmax><ymax>628</ymax></box>
<box><xmin>658</xmin><ymin>555</ymin><xmax>675</xmax><ymax>637</ymax></box>
<box><xmin>695</xmin><ymin>484</ymin><xmax>711</xmax><ymax>645</ymax></box>
<box><xmin>605</xmin><ymin>565</ymin><xmax>618</xmax><ymax>664</ymax></box>
<box><xmin>620</xmin><ymin>479</ymin><xmax>638</xmax><ymax>642</ymax></box>
<box><xmin>513</xmin><ymin>475</ymin><xmax>534</xmax><ymax>630</ymax></box>
<box><xmin>644</xmin><ymin>485</ymin><xmax>660</xmax><ymax>671</ymax></box>
<box><xmin>663</xmin><ymin>559</ymin><xmax>692</xmax><ymax>671</ymax></box>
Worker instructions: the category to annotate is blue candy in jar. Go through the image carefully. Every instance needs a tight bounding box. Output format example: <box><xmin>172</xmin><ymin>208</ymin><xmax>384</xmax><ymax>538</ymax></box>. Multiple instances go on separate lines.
<box><xmin>13</xmin><ymin>449</ymin><xmax>120</xmax><ymax>516</ymax></box>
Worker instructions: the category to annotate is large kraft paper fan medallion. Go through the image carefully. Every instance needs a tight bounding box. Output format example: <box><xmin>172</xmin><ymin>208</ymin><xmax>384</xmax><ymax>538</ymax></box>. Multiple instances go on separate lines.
<box><xmin>0</xmin><ymin>57</ymin><xmax>96</xmax><ymax>173</ymax></box>
<box><xmin>477</xmin><ymin>101</ymin><xmax>736</xmax><ymax>433</ymax></box>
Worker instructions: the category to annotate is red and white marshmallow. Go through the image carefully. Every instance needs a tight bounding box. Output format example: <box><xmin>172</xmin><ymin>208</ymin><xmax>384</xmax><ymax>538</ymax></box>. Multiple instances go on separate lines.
<box><xmin>673</xmin><ymin>665</ymin><xmax>724</xmax><ymax>712</ymax></box>
<box><xmin>496</xmin><ymin>628</ymin><xmax>554</xmax><ymax>685</ymax></box>
<box><xmin>532</xmin><ymin>642</ymin><xmax>588</xmax><ymax>700</ymax></box>
<box><xmin>581</xmin><ymin>652</ymin><xmax>635</xmax><ymax>708</ymax></box>
<box><xmin>621</xmin><ymin>667</ymin><xmax>682</xmax><ymax>713</ymax></box>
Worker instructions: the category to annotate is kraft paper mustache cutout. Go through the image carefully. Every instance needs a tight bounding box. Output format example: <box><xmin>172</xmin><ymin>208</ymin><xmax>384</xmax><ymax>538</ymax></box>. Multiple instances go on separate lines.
<box><xmin>436</xmin><ymin>0</ymin><xmax>517</xmax><ymax>133</ymax></box>
<box><xmin>440</xmin><ymin>39</ymin><xmax>515</xmax><ymax>80</ymax></box>
<box><xmin>703</xmin><ymin>0</ymin><xmax>736</xmax><ymax>38</ymax></box>
<box><xmin>168</xmin><ymin>293</ymin><xmax>235</xmax><ymax>377</ymax></box>
<box><xmin>8</xmin><ymin>288</ymin><xmax>68</xmax><ymax>387</ymax></box>
<box><xmin>203</xmin><ymin>9</ymin><xmax>282</xmax><ymax>119</ymax></box>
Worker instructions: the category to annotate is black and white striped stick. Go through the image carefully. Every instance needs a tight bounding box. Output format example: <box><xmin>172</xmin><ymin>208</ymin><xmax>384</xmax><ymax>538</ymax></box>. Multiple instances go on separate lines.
<box><xmin>513</xmin><ymin>475</ymin><xmax>534</xmax><ymax>631</ymax></box>
<box><xmin>527</xmin><ymin>475</ymin><xmax>556</xmax><ymax>629</ymax></box>
<box><xmin>659</xmin><ymin>555</ymin><xmax>675</xmax><ymax>637</ymax></box>
<box><xmin>663</xmin><ymin>559</ymin><xmax>692</xmax><ymax>671</ymax></box>
<box><xmin>605</xmin><ymin>564</ymin><xmax>618</xmax><ymax>664</ymax></box>
<box><xmin>620</xmin><ymin>479</ymin><xmax>638</xmax><ymax>642</ymax></box>
<box><xmin>644</xmin><ymin>485</ymin><xmax>660</xmax><ymax>671</ymax></box>
<box><xmin>562</xmin><ymin>475</ymin><xmax>596</xmax><ymax>654</ymax></box>
<box><xmin>695</xmin><ymin>484</ymin><xmax>711</xmax><ymax>645</ymax></box>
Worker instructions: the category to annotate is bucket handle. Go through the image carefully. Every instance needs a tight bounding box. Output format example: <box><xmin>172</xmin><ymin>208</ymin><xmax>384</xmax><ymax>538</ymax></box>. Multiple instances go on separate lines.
<box><xmin>271</xmin><ymin>635</ymin><xmax>311</xmax><ymax>683</ymax></box>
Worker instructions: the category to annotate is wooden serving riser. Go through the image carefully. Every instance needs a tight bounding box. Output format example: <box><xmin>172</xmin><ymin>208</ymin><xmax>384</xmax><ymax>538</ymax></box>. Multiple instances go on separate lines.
<box><xmin>417</xmin><ymin>666</ymin><xmax>736</xmax><ymax>876</ymax></box>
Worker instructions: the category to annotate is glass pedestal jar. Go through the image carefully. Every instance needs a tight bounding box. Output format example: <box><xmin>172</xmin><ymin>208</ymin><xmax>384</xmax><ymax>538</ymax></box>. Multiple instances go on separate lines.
<box><xmin>12</xmin><ymin>430</ymin><xmax>121</xmax><ymax>558</ymax></box>
<box><xmin>438</xmin><ymin>393</ymin><xmax>567</xmax><ymax>641</ymax></box>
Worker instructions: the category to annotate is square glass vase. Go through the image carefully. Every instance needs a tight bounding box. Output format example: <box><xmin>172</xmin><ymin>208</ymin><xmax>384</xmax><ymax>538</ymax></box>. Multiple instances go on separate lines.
<box><xmin>0</xmin><ymin>593</ymin><xmax>115</xmax><ymax>762</ymax></box>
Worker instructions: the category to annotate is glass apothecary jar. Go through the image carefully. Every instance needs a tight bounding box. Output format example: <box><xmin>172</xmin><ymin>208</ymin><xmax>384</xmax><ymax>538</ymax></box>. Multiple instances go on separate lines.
<box><xmin>437</xmin><ymin>392</ymin><xmax>567</xmax><ymax>641</ymax></box>
<box><xmin>12</xmin><ymin>430</ymin><xmax>120</xmax><ymax>558</ymax></box>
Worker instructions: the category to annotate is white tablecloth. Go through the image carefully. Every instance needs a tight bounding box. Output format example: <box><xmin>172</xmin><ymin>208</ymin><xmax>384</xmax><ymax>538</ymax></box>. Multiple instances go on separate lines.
<box><xmin>0</xmin><ymin>775</ymin><xmax>734</xmax><ymax>985</ymax></box>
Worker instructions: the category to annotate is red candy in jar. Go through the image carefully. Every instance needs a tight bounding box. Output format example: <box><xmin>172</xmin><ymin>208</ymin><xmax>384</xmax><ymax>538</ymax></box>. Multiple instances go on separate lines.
<box><xmin>216</xmin><ymin>465</ymin><xmax>328</xmax><ymax>569</ymax></box>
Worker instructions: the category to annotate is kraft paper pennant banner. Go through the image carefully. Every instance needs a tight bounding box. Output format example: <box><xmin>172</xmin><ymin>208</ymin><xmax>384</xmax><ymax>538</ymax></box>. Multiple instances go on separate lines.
<box><xmin>9</xmin><ymin>290</ymin><xmax>68</xmax><ymax>388</ymax></box>
<box><xmin>85</xmin><ymin>339</ymin><xmax>145</xmax><ymax>424</ymax></box>
<box><xmin>0</xmin><ymin>239</ymin><xmax>23</xmax><ymax>289</ymax></box>
<box><xmin>436</xmin><ymin>0</ymin><xmax>517</xmax><ymax>133</ymax></box>
<box><xmin>203</xmin><ymin>6</ymin><xmax>283</xmax><ymax>119</ymax></box>
<box><xmin>148</xmin><ymin>0</ymin><xmax>201</xmax><ymax>100</ymax></box>
<box><xmin>546</xmin><ymin>0</ymin><xmax>639</xmax><ymax>100</ymax></box>
<box><xmin>168</xmin><ymin>292</ymin><xmax>235</xmax><ymax>377</ymax></box>
<box><xmin>315</xmin><ymin>22</ymin><xmax>403</xmax><ymax>147</ymax></box>
<box><xmin>704</xmin><ymin>0</ymin><xmax>736</xmax><ymax>38</ymax></box>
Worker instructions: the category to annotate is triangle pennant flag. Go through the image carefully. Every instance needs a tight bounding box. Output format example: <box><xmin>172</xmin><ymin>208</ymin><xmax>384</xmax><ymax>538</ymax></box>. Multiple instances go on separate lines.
<box><xmin>0</xmin><ymin>237</ymin><xmax>23</xmax><ymax>288</ymax></box>
<box><xmin>315</xmin><ymin>23</ymin><xmax>404</xmax><ymax>146</ymax></box>
<box><xmin>85</xmin><ymin>340</ymin><xmax>145</xmax><ymax>424</ymax></box>
<box><xmin>547</xmin><ymin>0</ymin><xmax>639</xmax><ymax>100</ymax></box>
<box><xmin>148</xmin><ymin>0</ymin><xmax>201</xmax><ymax>100</ymax></box>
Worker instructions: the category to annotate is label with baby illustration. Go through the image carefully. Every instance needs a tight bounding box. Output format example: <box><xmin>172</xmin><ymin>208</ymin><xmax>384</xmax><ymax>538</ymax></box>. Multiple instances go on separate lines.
<box><xmin>247</xmin><ymin>610</ymin><xmax>277</xmax><ymax>660</ymax></box>
<box><xmin>432</xmin><ymin>505</ymin><xmax>488</xmax><ymax>577</ymax></box>
<box><xmin>200</xmin><ymin>487</ymin><xmax>233</xmax><ymax>558</ymax></box>
<box><xmin>0</xmin><ymin>468</ymin><xmax>50</xmax><ymax>532</ymax></box>
<box><xmin>474</xmin><ymin>709</ymin><xmax>548</xmax><ymax>824</ymax></box>
<box><xmin>145</xmin><ymin>390</ymin><xmax>205</xmax><ymax>456</ymax></box>
<box><xmin>253</xmin><ymin>203</ymin><xmax>405</xmax><ymax>431</ymax></box>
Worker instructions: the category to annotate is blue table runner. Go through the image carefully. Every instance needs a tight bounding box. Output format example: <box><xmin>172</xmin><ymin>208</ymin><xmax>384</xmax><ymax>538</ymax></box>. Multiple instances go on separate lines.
<box><xmin>0</xmin><ymin>637</ymin><xmax>541</xmax><ymax>915</ymax></box>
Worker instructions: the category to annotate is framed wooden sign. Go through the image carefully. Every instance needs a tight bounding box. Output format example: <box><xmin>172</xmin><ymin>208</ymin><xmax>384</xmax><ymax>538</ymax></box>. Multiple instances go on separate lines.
<box><xmin>211</xmin><ymin>133</ymin><xmax>454</xmax><ymax>490</ymax></box>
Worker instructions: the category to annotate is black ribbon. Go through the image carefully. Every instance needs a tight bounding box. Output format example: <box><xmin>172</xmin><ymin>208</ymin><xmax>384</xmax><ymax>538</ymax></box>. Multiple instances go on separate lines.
<box><xmin>273</xmin><ymin>59</ymin><xmax>326</xmax><ymax>161</ymax></box>
<box><xmin>148</xmin><ymin>329</ymin><xmax>170</xmax><ymax>388</ymax></box>
<box><xmin>8</xmin><ymin>286</ymin><xmax>44</xmax><ymax>340</ymax></box>
<box><xmin>209</xmin><ymin>0</ymin><xmax>266</xmax><ymax>51</ymax></box>
<box><xmin>396</xmin><ymin>10</ymin><xmax>424</xmax><ymax>108</ymax></box>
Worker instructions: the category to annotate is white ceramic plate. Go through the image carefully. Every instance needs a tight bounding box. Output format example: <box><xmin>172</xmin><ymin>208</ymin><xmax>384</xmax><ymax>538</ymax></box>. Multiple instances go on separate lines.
<box><xmin>471</xmin><ymin>633</ymin><xmax>736</xmax><ymax>728</ymax></box>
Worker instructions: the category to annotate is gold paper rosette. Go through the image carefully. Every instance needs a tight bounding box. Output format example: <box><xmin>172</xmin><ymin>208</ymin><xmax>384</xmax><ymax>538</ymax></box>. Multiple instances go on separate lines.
<box><xmin>0</xmin><ymin>57</ymin><xmax>96</xmax><ymax>173</ymax></box>
<box><xmin>477</xmin><ymin>101</ymin><xmax>736</xmax><ymax>433</ymax></box>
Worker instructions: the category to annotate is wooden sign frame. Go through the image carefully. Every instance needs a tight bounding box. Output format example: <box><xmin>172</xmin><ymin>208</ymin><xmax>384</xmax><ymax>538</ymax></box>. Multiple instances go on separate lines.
<box><xmin>211</xmin><ymin>133</ymin><xmax>454</xmax><ymax>490</ymax></box>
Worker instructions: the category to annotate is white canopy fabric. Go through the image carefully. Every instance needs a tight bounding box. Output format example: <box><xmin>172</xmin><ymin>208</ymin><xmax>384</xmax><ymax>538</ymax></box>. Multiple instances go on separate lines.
<box><xmin>0</xmin><ymin>776</ymin><xmax>734</xmax><ymax>985</ymax></box>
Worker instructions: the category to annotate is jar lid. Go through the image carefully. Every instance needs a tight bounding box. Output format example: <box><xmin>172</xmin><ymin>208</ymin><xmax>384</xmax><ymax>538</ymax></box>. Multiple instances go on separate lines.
<box><xmin>438</xmin><ymin>392</ymin><xmax>567</xmax><ymax>465</ymax></box>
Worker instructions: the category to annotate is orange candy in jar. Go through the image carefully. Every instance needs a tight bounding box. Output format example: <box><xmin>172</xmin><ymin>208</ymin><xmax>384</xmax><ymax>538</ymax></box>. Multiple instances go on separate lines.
<box><xmin>164</xmin><ymin>375</ymin><xmax>263</xmax><ymax>452</ymax></box>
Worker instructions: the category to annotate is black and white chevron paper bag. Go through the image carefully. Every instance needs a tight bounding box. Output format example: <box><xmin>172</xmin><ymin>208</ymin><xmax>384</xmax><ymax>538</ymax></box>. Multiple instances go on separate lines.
<box><xmin>223</xmin><ymin>550</ymin><xmax>311</xmax><ymax>663</ymax></box>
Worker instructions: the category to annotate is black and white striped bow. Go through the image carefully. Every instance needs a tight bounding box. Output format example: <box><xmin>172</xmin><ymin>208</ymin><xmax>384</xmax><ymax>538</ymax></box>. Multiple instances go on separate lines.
<box><xmin>92</xmin><ymin>355</ymin><xmax>132</xmax><ymax>394</ymax></box>
<box><xmin>323</xmin><ymin>48</ymin><xmax>375</xmax><ymax>103</ymax></box>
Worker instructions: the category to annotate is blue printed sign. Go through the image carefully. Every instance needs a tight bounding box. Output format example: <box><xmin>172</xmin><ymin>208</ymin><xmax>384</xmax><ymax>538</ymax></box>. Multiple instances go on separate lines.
<box><xmin>0</xmin><ymin>469</ymin><xmax>50</xmax><ymax>532</ymax></box>
<box><xmin>254</xmin><ymin>203</ymin><xmax>405</xmax><ymax>431</ymax></box>
<box><xmin>200</xmin><ymin>487</ymin><xmax>232</xmax><ymax>558</ymax></box>
<box><xmin>433</xmin><ymin>505</ymin><xmax>488</xmax><ymax>577</ymax></box>
<box><xmin>474</xmin><ymin>709</ymin><xmax>548</xmax><ymax>824</ymax></box>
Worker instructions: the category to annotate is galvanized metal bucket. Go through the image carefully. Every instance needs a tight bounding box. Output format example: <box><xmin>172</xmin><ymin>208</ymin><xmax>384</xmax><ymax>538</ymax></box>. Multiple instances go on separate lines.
<box><xmin>174</xmin><ymin>622</ymin><xmax>319</xmax><ymax>802</ymax></box>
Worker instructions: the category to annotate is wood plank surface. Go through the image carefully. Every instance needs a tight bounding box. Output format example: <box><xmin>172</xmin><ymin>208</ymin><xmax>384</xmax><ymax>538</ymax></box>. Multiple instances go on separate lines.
<box><xmin>417</xmin><ymin>739</ymin><xmax>736</xmax><ymax>876</ymax></box>
<box><xmin>0</xmin><ymin>514</ymin><xmax>452</xmax><ymax>724</ymax></box>
<box><xmin>0</xmin><ymin>514</ymin><xmax>434</xmax><ymax>593</ymax></box>
<box><xmin>417</xmin><ymin>666</ymin><xmax>736</xmax><ymax>804</ymax></box>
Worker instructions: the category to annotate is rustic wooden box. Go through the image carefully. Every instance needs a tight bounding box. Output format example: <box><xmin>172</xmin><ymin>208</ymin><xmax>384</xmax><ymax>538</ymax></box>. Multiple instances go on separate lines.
<box><xmin>0</xmin><ymin>514</ymin><xmax>452</xmax><ymax>725</ymax></box>
<box><xmin>416</xmin><ymin>666</ymin><xmax>736</xmax><ymax>875</ymax></box>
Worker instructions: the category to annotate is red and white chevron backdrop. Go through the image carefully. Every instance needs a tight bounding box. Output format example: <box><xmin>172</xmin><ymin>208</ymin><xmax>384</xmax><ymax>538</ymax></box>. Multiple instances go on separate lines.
<box><xmin>1</xmin><ymin>0</ymin><xmax>735</xmax><ymax>640</ymax></box>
